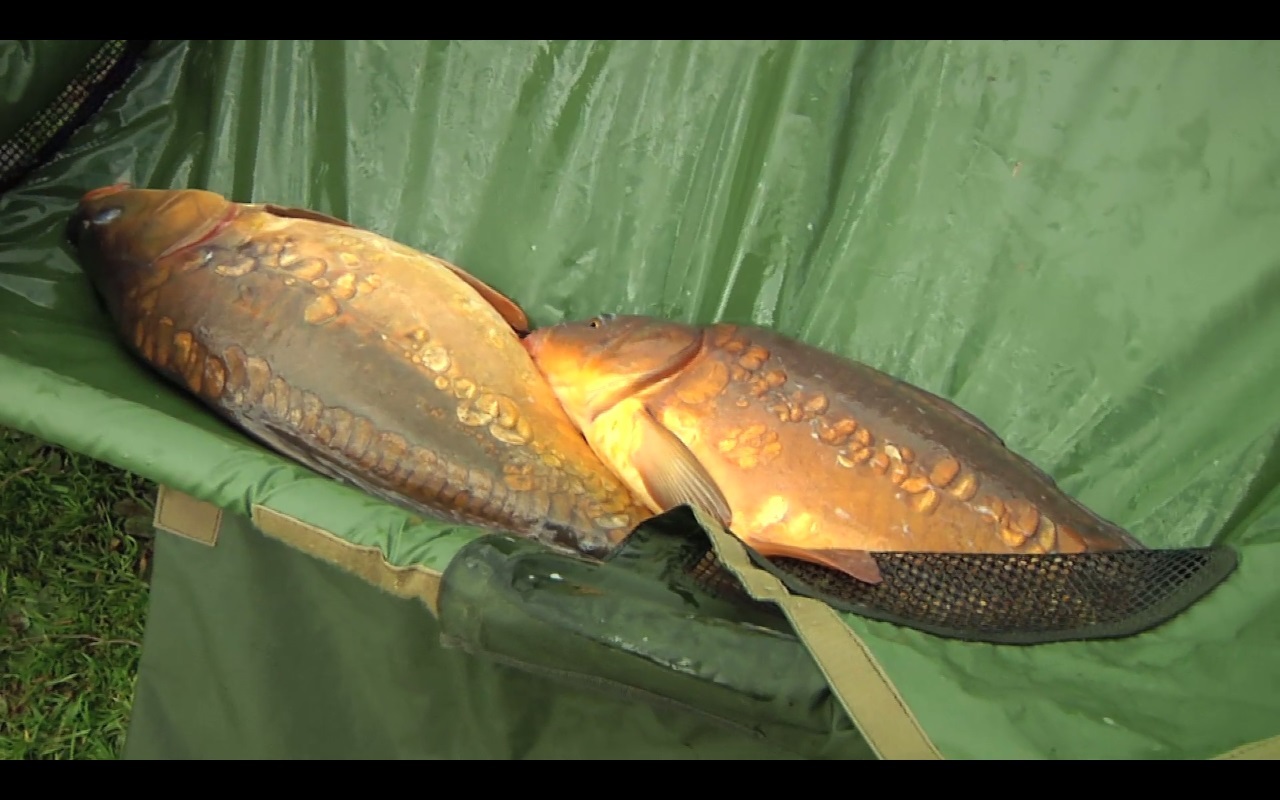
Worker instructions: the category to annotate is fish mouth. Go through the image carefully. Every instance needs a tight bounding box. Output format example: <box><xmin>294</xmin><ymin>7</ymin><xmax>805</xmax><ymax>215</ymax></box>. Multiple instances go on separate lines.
<box><xmin>521</xmin><ymin>330</ymin><xmax>544</xmax><ymax>358</ymax></box>
<box><xmin>66</xmin><ymin>207</ymin><xmax>88</xmax><ymax>249</ymax></box>
<box><xmin>68</xmin><ymin>184</ymin><xmax>135</xmax><ymax>248</ymax></box>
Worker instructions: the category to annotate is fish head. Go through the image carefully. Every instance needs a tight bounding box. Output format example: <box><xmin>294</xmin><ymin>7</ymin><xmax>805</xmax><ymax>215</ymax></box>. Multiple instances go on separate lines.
<box><xmin>522</xmin><ymin>313</ymin><xmax>703</xmax><ymax>426</ymax></box>
<box><xmin>67</xmin><ymin>184</ymin><xmax>238</xmax><ymax>320</ymax></box>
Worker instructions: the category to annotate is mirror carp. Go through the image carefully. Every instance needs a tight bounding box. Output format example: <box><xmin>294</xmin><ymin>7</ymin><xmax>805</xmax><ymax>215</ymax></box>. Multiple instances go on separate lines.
<box><xmin>523</xmin><ymin>314</ymin><xmax>1148</xmax><ymax>585</ymax></box>
<box><xmin>67</xmin><ymin>185</ymin><xmax>653</xmax><ymax>558</ymax></box>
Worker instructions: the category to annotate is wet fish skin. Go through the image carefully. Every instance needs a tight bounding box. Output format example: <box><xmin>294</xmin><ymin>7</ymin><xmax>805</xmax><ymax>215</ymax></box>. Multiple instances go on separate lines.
<box><xmin>523</xmin><ymin>313</ymin><xmax>1147</xmax><ymax>585</ymax></box>
<box><xmin>66</xmin><ymin>185</ymin><xmax>653</xmax><ymax>558</ymax></box>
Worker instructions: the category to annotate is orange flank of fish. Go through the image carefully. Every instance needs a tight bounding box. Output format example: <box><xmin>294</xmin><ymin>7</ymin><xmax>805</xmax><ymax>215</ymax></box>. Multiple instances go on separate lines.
<box><xmin>66</xmin><ymin>185</ymin><xmax>654</xmax><ymax>560</ymax></box>
<box><xmin>523</xmin><ymin>313</ymin><xmax>1147</xmax><ymax>586</ymax></box>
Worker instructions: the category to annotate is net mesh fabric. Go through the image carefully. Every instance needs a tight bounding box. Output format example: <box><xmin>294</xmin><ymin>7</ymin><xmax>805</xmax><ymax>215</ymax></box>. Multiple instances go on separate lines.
<box><xmin>678</xmin><ymin>539</ymin><xmax>1236</xmax><ymax>645</ymax></box>
<box><xmin>0</xmin><ymin>40</ymin><xmax>151</xmax><ymax>195</ymax></box>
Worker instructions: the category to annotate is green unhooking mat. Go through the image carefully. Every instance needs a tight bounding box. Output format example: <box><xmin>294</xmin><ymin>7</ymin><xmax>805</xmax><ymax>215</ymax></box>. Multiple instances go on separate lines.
<box><xmin>2</xmin><ymin>40</ymin><xmax>1279</xmax><ymax>759</ymax></box>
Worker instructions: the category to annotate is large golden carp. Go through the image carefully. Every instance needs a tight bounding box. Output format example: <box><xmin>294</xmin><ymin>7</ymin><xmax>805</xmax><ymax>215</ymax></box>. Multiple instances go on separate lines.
<box><xmin>66</xmin><ymin>185</ymin><xmax>652</xmax><ymax>558</ymax></box>
<box><xmin>522</xmin><ymin>313</ymin><xmax>1147</xmax><ymax>584</ymax></box>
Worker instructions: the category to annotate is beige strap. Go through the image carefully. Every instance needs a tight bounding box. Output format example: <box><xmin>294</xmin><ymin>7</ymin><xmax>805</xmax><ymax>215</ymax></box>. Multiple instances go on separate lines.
<box><xmin>153</xmin><ymin>485</ymin><xmax>222</xmax><ymax>546</ymax></box>
<box><xmin>152</xmin><ymin>488</ymin><xmax>1278</xmax><ymax>760</ymax></box>
<box><xmin>1214</xmin><ymin>734</ymin><xmax>1280</xmax><ymax>760</ymax></box>
<box><xmin>250</xmin><ymin>503</ymin><xmax>445</xmax><ymax>616</ymax></box>
<box><xmin>691</xmin><ymin>506</ymin><xmax>943</xmax><ymax>760</ymax></box>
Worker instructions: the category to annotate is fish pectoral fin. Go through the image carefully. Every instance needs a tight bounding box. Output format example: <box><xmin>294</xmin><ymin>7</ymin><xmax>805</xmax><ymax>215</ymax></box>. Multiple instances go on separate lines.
<box><xmin>631</xmin><ymin>408</ymin><xmax>733</xmax><ymax>528</ymax></box>
<box><xmin>752</xmin><ymin>540</ymin><xmax>885</xmax><ymax>586</ymax></box>
<box><xmin>262</xmin><ymin>203</ymin><xmax>357</xmax><ymax>229</ymax></box>
<box><xmin>435</xmin><ymin>259</ymin><xmax>532</xmax><ymax>336</ymax></box>
<box><xmin>806</xmin><ymin>548</ymin><xmax>885</xmax><ymax>585</ymax></box>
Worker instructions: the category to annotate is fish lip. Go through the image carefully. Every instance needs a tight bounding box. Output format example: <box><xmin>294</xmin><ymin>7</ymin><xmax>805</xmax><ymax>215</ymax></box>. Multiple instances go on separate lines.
<box><xmin>66</xmin><ymin>207</ymin><xmax>87</xmax><ymax>248</ymax></box>
<box><xmin>521</xmin><ymin>330</ymin><xmax>542</xmax><ymax>357</ymax></box>
<box><xmin>69</xmin><ymin>184</ymin><xmax>136</xmax><ymax>247</ymax></box>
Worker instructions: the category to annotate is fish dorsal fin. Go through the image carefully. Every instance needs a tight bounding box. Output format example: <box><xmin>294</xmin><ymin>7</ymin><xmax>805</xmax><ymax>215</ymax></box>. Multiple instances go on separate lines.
<box><xmin>433</xmin><ymin>257</ymin><xmax>531</xmax><ymax>336</ymax></box>
<box><xmin>262</xmin><ymin>203</ymin><xmax>357</xmax><ymax>229</ymax></box>
<box><xmin>630</xmin><ymin>407</ymin><xmax>733</xmax><ymax>528</ymax></box>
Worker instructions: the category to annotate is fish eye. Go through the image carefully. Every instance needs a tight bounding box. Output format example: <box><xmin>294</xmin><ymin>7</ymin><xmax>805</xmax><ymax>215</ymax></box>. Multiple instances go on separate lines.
<box><xmin>92</xmin><ymin>206</ymin><xmax>123</xmax><ymax>225</ymax></box>
<box><xmin>587</xmin><ymin>313</ymin><xmax>616</xmax><ymax>329</ymax></box>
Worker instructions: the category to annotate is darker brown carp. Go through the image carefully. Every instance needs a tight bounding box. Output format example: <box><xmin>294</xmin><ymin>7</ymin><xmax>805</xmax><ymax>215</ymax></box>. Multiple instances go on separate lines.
<box><xmin>66</xmin><ymin>185</ymin><xmax>653</xmax><ymax>558</ymax></box>
<box><xmin>523</xmin><ymin>314</ymin><xmax>1147</xmax><ymax>585</ymax></box>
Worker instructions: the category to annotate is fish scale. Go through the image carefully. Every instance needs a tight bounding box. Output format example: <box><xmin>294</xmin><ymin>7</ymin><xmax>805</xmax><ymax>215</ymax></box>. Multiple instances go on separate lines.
<box><xmin>67</xmin><ymin>185</ymin><xmax>654</xmax><ymax>559</ymax></box>
<box><xmin>523</xmin><ymin>314</ymin><xmax>1147</xmax><ymax>585</ymax></box>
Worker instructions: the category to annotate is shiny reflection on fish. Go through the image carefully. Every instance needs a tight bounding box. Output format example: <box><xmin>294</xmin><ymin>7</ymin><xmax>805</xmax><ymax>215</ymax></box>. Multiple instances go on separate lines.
<box><xmin>523</xmin><ymin>314</ymin><xmax>1147</xmax><ymax>585</ymax></box>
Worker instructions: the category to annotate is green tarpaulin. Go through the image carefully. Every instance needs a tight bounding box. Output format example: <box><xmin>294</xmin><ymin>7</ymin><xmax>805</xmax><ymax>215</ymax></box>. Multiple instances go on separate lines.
<box><xmin>2</xmin><ymin>39</ymin><xmax>1278</xmax><ymax>759</ymax></box>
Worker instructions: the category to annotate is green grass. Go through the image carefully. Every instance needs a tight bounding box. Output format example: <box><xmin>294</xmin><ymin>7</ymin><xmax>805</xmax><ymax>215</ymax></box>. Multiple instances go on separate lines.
<box><xmin>0</xmin><ymin>425</ymin><xmax>155</xmax><ymax>760</ymax></box>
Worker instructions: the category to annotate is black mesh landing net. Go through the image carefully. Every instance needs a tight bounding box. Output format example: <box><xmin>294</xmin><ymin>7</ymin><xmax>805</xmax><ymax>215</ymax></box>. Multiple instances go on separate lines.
<box><xmin>672</xmin><ymin>531</ymin><xmax>1237</xmax><ymax>646</ymax></box>
<box><xmin>0</xmin><ymin>40</ymin><xmax>151</xmax><ymax>195</ymax></box>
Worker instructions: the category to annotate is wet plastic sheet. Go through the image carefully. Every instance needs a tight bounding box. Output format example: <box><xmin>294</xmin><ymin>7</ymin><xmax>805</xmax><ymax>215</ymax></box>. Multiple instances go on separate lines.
<box><xmin>2</xmin><ymin>40</ymin><xmax>1279</xmax><ymax>759</ymax></box>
